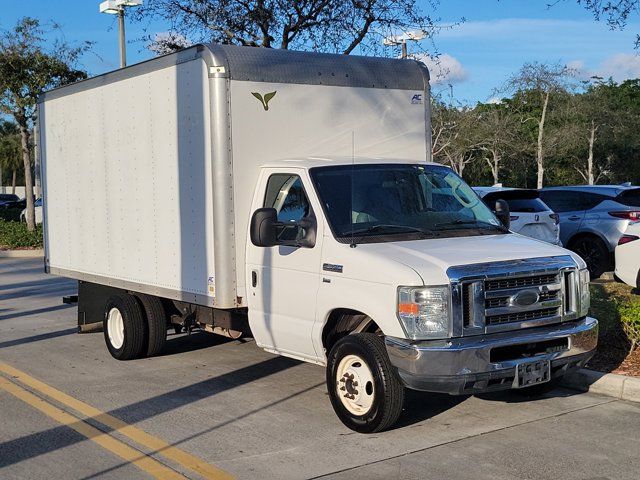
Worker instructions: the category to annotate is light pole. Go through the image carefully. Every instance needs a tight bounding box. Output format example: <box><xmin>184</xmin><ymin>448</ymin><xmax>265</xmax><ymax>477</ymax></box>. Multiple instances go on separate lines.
<box><xmin>99</xmin><ymin>0</ymin><xmax>143</xmax><ymax>68</ymax></box>
<box><xmin>383</xmin><ymin>30</ymin><xmax>426</xmax><ymax>59</ymax></box>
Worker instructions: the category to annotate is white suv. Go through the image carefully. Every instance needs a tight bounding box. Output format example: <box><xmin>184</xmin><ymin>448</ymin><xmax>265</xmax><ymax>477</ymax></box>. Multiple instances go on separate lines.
<box><xmin>474</xmin><ymin>187</ymin><xmax>561</xmax><ymax>245</ymax></box>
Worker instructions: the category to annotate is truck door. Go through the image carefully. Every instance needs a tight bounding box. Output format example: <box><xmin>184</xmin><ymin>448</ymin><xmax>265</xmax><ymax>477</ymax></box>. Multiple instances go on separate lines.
<box><xmin>246</xmin><ymin>170</ymin><xmax>322</xmax><ymax>361</ymax></box>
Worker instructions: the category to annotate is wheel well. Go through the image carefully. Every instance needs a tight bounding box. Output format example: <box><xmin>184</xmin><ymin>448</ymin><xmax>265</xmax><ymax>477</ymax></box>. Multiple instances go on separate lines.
<box><xmin>321</xmin><ymin>309</ymin><xmax>380</xmax><ymax>354</ymax></box>
<box><xmin>567</xmin><ymin>231</ymin><xmax>609</xmax><ymax>250</ymax></box>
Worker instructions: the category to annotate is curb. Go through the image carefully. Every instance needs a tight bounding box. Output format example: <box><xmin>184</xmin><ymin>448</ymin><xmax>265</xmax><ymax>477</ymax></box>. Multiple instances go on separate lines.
<box><xmin>0</xmin><ymin>249</ymin><xmax>44</xmax><ymax>258</ymax></box>
<box><xmin>562</xmin><ymin>368</ymin><xmax>640</xmax><ymax>403</ymax></box>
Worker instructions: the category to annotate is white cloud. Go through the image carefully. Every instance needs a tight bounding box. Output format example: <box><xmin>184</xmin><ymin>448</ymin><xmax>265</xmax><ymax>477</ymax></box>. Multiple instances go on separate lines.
<box><xmin>566</xmin><ymin>59</ymin><xmax>585</xmax><ymax>73</ymax></box>
<box><xmin>566</xmin><ymin>54</ymin><xmax>640</xmax><ymax>82</ymax></box>
<box><xmin>486</xmin><ymin>96</ymin><xmax>502</xmax><ymax>104</ymax></box>
<box><xmin>416</xmin><ymin>53</ymin><xmax>469</xmax><ymax>85</ymax></box>
<box><xmin>598</xmin><ymin>53</ymin><xmax>640</xmax><ymax>81</ymax></box>
<box><xmin>565</xmin><ymin>60</ymin><xmax>592</xmax><ymax>81</ymax></box>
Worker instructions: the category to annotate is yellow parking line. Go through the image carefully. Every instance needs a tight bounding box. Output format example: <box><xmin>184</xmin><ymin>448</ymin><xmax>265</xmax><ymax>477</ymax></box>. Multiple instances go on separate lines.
<box><xmin>0</xmin><ymin>377</ymin><xmax>185</xmax><ymax>480</ymax></box>
<box><xmin>0</xmin><ymin>362</ymin><xmax>234</xmax><ymax>480</ymax></box>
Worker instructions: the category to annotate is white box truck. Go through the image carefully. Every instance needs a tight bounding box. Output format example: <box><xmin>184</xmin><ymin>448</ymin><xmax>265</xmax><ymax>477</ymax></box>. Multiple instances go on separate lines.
<box><xmin>39</xmin><ymin>44</ymin><xmax>598</xmax><ymax>433</ymax></box>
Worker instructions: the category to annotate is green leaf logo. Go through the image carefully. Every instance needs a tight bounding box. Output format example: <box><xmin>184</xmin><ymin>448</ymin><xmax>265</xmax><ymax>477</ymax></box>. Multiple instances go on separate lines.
<box><xmin>251</xmin><ymin>91</ymin><xmax>277</xmax><ymax>111</ymax></box>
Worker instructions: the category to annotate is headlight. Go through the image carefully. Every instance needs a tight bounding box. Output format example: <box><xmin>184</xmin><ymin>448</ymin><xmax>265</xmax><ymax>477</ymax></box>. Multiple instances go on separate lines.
<box><xmin>578</xmin><ymin>268</ymin><xmax>590</xmax><ymax>317</ymax></box>
<box><xmin>397</xmin><ymin>286</ymin><xmax>451</xmax><ymax>340</ymax></box>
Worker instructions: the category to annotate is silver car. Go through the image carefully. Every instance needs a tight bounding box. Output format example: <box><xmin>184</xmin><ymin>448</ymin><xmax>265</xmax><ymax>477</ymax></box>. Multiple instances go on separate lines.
<box><xmin>539</xmin><ymin>184</ymin><xmax>640</xmax><ymax>278</ymax></box>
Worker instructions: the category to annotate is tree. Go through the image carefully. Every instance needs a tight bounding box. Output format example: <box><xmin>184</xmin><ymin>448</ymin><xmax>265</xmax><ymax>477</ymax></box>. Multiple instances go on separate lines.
<box><xmin>0</xmin><ymin>18</ymin><xmax>87</xmax><ymax>230</ymax></box>
<box><xmin>431</xmin><ymin>99</ymin><xmax>482</xmax><ymax>177</ymax></box>
<box><xmin>0</xmin><ymin>121</ymin><xmax>21</xmax><ymax>193</ymax></box>
<box><xmin>473</xmin><ymin>102</ymin><xmax>520</xmax><ymax>185</ymax></box>
<box><xmin>560</xmin><ymin>80</ymin><xmax>618</xmax><ymax>184</ymax></box>
<box><xmin>576</xmin><ymin>0</ymin><xmax>640</xmax><ymax>47</ymax></box>
<box><xmin>138</xmin><ymin>0</ymin><xmax>440</xmax><ymax>55</ymax></box>
<box><xmin>502</xmin><ymin>62</ymin><xmax>574</xmax><ymax>188</ymax></box>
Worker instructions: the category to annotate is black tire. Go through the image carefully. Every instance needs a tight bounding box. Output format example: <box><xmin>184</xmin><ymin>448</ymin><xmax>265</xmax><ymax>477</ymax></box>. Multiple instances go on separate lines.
<box><xmin>513</xmin><ymin>377</ymin><xmax>561</xmax><ymax>397</ymax></box>
<box><xmin>135</xmin><ymin>294</ymin><xmax>167</xmax><ymax>356</ymax></box>
<box><xmin>103</xmin><ymin>293</ymin><xmax>147</xmax><ymax>360</ymax></box>
<box><xmin>569</xmin><ymin>235</ymin><xmax>609</xmax><ymax>279</ymax></box>
<box><xmin>326</xmin><ymin>333</ymin><xmax>404</xmax><ymax>433</ymax></box>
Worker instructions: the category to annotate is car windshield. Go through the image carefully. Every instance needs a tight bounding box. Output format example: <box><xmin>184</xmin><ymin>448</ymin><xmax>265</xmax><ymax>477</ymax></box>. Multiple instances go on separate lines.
<box><xmin>310</xmin><ymin>163</ymin><xmax>505</xmax><ymax>242</ymax></box>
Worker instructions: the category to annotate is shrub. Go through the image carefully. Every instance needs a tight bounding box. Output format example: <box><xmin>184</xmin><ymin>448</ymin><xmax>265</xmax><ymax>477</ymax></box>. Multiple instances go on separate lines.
<box><xmin>590</xmin><ymin>282</ymin><xmax>640</xmax><ymax>352</ymax></box>
<box><xmin>617</xmin><ymin>299</ymin><xmax>640</xmax><ymax>351</ymax></box>
<box><xmin>0</xmin><ymin>219</ymin><xmax>43</xmax><ymax>249</ymax></box>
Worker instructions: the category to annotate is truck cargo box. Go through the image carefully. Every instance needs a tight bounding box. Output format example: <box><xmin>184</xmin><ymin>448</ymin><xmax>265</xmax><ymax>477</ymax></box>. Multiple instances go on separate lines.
<box><xmin>40</xmin><ymin>44</ymin><xmax>430</xmax><ymax>309</ymax></box>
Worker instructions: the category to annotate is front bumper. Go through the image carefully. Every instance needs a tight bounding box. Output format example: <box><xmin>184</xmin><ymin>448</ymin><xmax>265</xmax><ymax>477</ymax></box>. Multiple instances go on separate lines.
<box><xmin>386</xmin><ymin>316</ymin><xmax>598</xmax><ymax>395</ymax></box>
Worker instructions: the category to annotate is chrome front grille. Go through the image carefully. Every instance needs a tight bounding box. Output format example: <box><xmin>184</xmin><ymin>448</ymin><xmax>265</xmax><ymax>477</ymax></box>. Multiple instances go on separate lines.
<box><xmin>485</xmin><ymin>290</ymin><xmax>560</xmax><ymax>309</ymax></box>
<box><xmin>484</xmin><ymin>273</ymin><xmax>563</xmax><ymax>327</ymax></box>
<box><xmin>486</xmin><ymin>307</ymin><xmax>560</xmax><ymax>325</ymax></box>
<box><xmin>485</xmin><ymin>273</ymin><xmax>559</xmax><ymax>292</ymax></box>
<box><xmin>448</xmin><ymin>256</ymin><xmax>581</xmax><ymax>336</ymax></box>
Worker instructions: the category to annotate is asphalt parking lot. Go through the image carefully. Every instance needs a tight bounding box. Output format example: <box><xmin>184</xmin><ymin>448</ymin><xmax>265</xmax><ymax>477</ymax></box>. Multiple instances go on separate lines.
<box><xmin>1</xmin><ymin>256</ymin><xmax>639</xmax><ymax>480</ymax></box>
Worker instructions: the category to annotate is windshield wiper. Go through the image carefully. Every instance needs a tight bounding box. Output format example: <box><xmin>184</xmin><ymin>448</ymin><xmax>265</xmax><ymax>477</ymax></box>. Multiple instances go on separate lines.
<box><xmin>348</xmin><ymin>224</ymin><xmax>436</xmax><ymax>237</ymax></box>
<box><xmin>435</xmin><ymin>219</ymin><xmax>508</xmax><ymax>232</ymax></box>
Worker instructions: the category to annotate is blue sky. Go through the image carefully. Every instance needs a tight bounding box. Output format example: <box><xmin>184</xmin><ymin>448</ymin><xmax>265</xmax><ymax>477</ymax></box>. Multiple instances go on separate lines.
<box><xmin>1</xmin><ymin>0</ymin><xmax>639</xmax><ymax>103</ymax></box>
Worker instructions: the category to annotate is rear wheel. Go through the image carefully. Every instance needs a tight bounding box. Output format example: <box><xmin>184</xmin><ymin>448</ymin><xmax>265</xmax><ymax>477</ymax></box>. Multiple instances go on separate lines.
<box><xmin>326</xmin><ymin>333</ymin><xmax>404</xmax><ymax>433</ymax></box>
<box><xmin>103</xmin><ymin>293</ymin><xmax>146</xmax><ymax>360</ymax></box>
<box><xmin>570</xmin><ymin>236</ymin><xmax>609</xmax><ymax>279</ymax></box>
<box><xmin>135</xmin><ymin>294</ymin><xmax>167</xmax><ymax>356</ymax></box>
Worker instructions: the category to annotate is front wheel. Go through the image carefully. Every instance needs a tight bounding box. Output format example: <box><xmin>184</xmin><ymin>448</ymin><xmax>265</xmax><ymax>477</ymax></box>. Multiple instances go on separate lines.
<box><xmin>326</xmin><ymin>333</ymin><xmax>404</xmax><ymax>433</ymax></box>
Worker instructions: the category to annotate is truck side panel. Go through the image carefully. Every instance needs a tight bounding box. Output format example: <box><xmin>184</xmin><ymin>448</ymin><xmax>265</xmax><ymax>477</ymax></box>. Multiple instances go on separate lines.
<box><xmin>41</xmin><ymin>57</ymin><xmax>218</xmax><ymax>306</ymax></box>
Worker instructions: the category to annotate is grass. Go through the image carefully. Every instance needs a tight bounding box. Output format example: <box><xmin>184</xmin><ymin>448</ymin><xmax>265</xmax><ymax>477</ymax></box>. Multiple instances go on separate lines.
<box><xmin>0</xmin><ymin>219</ymin><xmax>43</xmax><ymax>249</ymax></box>
<box><xmin>589</xmin><ymin>279</ymin><xmax>640</xmax><ymax>373</ymax></box>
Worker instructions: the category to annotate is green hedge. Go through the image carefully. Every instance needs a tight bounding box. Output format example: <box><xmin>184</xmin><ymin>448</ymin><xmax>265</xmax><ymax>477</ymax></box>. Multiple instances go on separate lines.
<box><xmin>590</xmin><ymin>282</ymin><xmax>640</xmax><ymax>352</ymax></box>
<box><xmin>617</xmin><ymin>300</ymin><xmax>640</xmax><ymax>350</ymax></box>
<box><xmin>0</xmin><ymin>219</ymin><xmax>43</xmax><ymax>249</ymax></box>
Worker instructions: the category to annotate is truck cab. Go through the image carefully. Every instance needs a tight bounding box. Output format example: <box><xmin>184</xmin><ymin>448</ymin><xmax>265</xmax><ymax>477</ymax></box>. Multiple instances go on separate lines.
<box><xmin>245</xmin><ymin>158</ymin><xmax>597</xmax><ymax>432</ymax></box>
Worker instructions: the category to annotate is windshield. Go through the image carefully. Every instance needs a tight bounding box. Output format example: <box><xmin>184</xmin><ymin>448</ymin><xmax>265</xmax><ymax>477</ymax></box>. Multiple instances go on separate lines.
<box><xmin>310</xmin><ymin>163</ymin><xmax>505</xmax><ymax>243</ymax></box>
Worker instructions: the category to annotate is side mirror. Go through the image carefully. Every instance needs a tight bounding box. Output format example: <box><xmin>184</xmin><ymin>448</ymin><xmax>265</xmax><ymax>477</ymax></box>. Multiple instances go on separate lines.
<box><xmin>494</xmin><ymin>199</ymin><xmax>511</xmax><ymax>229</ymax></box>
<box><xmin>250</xmin><ymin>208</ymin><xmax>278</xmax><ymax>247</ymax></box>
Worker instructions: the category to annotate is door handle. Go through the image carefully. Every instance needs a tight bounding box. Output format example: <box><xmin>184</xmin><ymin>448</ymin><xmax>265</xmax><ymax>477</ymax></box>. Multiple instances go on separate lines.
<box><xmin>568</xmin><ymin>215</ymin><xmax>581</xmax><ymax>221</ymax></box>
<box><xmin>251</xmin><ymin>270</ymin><xmax>258</xmax><ymax>287</ymax></box>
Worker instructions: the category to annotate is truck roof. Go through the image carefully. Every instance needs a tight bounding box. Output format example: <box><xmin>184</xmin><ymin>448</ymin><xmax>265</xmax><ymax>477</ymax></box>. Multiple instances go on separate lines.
<box><xmin>40</xmin><ymin>43</ymin><xmax>430</xmax><ymax>102</ymax></box>
<box><xmin>262</xmin><ymin>157</ymin><xmax>444</xmax><ymax>169</ymax></box>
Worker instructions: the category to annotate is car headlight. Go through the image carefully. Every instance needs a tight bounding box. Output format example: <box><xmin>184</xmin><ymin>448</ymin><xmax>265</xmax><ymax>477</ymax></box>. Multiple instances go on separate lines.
<box><xmin>578</xmin><ymin>268</ymin><xmax>590</xmax><ymax>317</ymax></box>
<box><xmin>397</xmin><ymin>286</ymin><xmax>451</xmax><ymax>340</ymax></box>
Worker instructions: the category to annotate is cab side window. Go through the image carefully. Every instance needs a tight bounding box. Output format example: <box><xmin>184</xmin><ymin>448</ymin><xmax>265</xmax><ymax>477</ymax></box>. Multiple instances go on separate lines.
<box><xmin>264</xmin><ymin>174</ymin><xmax>311</xmax><ymax>222</ymax></box>
<box><xmin>263</xmin><ymin>174</ymin><xmax>313</xmax><ymax>242</ymax></box>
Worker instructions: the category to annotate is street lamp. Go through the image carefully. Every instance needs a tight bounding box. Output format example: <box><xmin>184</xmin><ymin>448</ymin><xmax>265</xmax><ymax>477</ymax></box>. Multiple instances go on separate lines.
<box><xmin>383</xmin><ymin>30</ymin><xmax>426</xmax><ymax>59</ymax></box>
<box><xmin>99</xmin><ymin>0</ymin><xmax>143</xmax><ymax>68</ymax></box>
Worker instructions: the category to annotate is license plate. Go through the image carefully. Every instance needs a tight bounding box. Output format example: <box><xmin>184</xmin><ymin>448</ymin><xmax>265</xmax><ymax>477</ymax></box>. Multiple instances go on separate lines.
<box><xmin>514</xmin><ymin>360</ymin><xmax>551</xmax><ymax>388</ymax></box>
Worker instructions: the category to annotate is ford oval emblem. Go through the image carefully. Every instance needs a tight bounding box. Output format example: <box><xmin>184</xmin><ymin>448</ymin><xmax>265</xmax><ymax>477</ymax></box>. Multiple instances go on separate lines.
<box><xmin>511</xmin><ymin>289</ymin><xmax>540</xmax><ymax>307</ymax></box>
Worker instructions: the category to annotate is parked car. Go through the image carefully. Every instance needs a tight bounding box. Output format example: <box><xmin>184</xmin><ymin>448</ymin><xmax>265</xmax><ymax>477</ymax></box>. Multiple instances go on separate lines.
<box><xmin>20</xmin><ymin>198</ymin><xmax>43</xmax><ymax>224</ymax></box>
<box><xmin>474</xmin><ymin>187</ymin><xmax>561</xmax><ymax>245</ymax></box>
<box><xmin>539</xmin><ymin>184</ymin><xmax>640</xmax><ymax>278</ymax></box>
<box><xmin>614</xmin><ymin>222</ymin><xmax>640</xmax><ymax>288</ymax></box>
<box><xmin>0</xmin><ymin>193</ymin><xmax>19</xmax><ymax>208</ymax></box>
